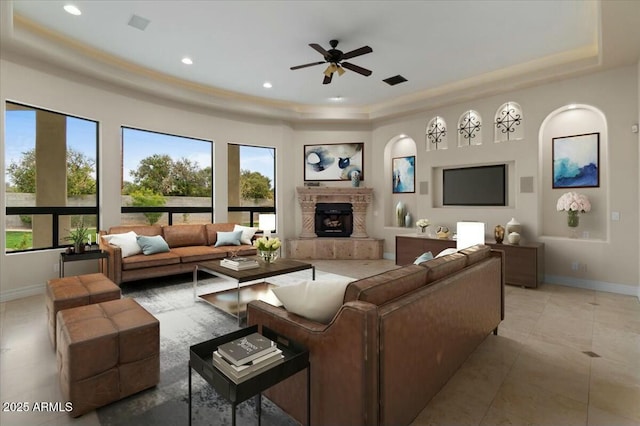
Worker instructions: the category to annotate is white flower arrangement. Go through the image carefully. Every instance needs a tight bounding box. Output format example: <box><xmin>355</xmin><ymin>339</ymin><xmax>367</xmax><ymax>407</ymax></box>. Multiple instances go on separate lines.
<box><xmin>253</xmin><ymin>236</ymin><xmax>282</xmax><ymax>252</ymax></box>
<box><xmin>556</xmin><ymin>192</ymin><xmax>591</xmax><ymax>213</ymax></box>
<box><xmin>416</xmin><ymin>218</ymin><xmax>430</xmax><ymax>228</ymax></box>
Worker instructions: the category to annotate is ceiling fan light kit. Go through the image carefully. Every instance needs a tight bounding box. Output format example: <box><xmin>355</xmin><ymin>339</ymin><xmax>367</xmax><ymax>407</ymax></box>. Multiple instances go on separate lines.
<box><xmin>291</xmin><ymin>39</ymin><xmax>372</xmax><ymax>85</ymax></box>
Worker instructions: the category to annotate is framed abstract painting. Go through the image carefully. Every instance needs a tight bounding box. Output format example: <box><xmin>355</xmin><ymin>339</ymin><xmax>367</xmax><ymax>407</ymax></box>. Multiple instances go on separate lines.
<box><xmin>552</xmin><ymin>133</ymin><xmax>599</xmax><ymax>188</ymax></box>
<box><xmin>392</xmin><ymin>156</ymin><xmax>415</xmax><ymax>193</ymax></box>
<box><xmin>304</xmin><ymin>143</ymin><xmax>364</xmax><ymax>181</ymax></box>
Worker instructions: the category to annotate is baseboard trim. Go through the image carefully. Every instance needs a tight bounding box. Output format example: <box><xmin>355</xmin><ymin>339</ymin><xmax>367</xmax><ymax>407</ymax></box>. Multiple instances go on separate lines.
<box><xmin>0</xmin><ymin>283</ymin><xmax>44</xmax><ymax>303</ymax></box>
<box><xmin>545</xmin><ymin>274</ymin><xmax>639</xmax><ymax>299</ymax></box>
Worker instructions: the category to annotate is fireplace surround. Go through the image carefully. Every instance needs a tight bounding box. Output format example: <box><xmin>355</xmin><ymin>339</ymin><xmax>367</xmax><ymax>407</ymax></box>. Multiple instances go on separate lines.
<box><xmin>288</xmin><ymin>187</ymin><xmax>383</xmax><ymax>259</ymax></box>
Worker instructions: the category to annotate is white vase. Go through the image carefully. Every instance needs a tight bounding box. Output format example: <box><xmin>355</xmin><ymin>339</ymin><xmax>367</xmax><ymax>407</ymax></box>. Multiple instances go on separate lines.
<box><xmin>506</xmin><ymin>218</ymin><xmax>522</xmax><ymax>236</ymax></box>
<box><xmin>405</xmin><ymin>212</ymin><xmax>412</xmax><ymax>228</ymax></box>
<box><xmin>395</xmin><ymin>202</ymin><xmax>406</xmax><ymax>227</ymax></box>
<box><xmin>507</xmin><ymin>232</ymin><xmax>521</xmax><ymax>245</ymax></box>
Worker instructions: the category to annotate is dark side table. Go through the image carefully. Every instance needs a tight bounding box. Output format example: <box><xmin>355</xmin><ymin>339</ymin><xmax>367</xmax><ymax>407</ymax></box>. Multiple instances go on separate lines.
<box><xmin>189</xmin><ymin>325</ymin><xmax>310</xmax><ymax>426</ymax></box>
<box><xmin>59</xmin><ymin>249</ymin><xmax>109</xmax><ymax>277</ymax></box>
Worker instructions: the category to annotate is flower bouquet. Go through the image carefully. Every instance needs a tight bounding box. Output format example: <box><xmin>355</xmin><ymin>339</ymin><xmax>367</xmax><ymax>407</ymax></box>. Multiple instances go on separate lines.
<box><xmin>253</xmin><ymin>236</ymin><xmax>282</xmax><ymax>263</ymax></box>
<box><xmin>416</xmin><ymin>218</ymin><xmax>430</xmax><ymax>233</ymax></box>
<box><xmin>556</xmin><ymin>192</ymin><xmax>591</xmax><ymax>228</ymax></box>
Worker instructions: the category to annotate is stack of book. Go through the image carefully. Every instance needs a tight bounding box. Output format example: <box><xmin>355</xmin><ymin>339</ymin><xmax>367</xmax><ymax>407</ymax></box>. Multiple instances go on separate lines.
<box><xmin>220</xmin><ymin>257</ymin><xmax>259</xmax><ymax>271</ymax></box>
<box><xmin>213</xmin><ymin>333</ymin><xmax>283</xmax><ymax>382</ymax></box>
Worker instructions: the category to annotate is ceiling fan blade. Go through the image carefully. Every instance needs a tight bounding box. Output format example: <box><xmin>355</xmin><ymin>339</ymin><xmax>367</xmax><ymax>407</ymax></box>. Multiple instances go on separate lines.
<box><xmin>290</xmin><ymin>61</ymin><xmax>326</xmax><ymax>70</ymax></box>
<box><xmin>323</xmin><ymin>73</ymin><xmax>333</xmax><ymax>85</ymax></box>
<box><xmin>310</xmin><ymin>43</ymin><xmax>330</xmax><ymax>57</ymax></box>
<box><xmin>341</xmin><ymin>62</ymin><xmax>372</xmax><ymax>76</ymax></box>
<box><xmin>341</xmin><ymin>45</ymin><xmax>372</xmax><ymax>60</ymax></box>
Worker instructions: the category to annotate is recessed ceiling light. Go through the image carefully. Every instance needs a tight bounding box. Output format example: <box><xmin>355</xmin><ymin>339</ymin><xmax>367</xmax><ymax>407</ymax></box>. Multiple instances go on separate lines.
<box><xmin>181</xmin><ymin>57</ymin><xmax>193</xmax><ymax>65</ymax></box>
<box><xmin>263</xmin><ymin>82</ymin><xmax>273</xmax><ymax>89</ymax></box>
<box><xmin>567</xmin><ymin>104</ymin><xmax>577</xmax><ymax>110</ymax></box>
<box><xmin>329</xmin><ymin>96</ymin><xmax>343</xmax><ymax>102</ymax></box>
<box><xmin>64</xmin><ymin>4</ymin><xmax>82</xmax><ymax>16</ymax></box>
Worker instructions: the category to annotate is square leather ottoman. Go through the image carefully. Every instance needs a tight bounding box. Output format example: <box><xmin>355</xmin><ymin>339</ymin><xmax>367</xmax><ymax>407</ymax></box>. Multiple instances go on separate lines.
<box><xmin>46</xmin><ymin>273</ymin><xmax>121</xmax><ymax>349</ymax></box>
<box><xmin>56</xmin><ymin>298</ymin><xmax>159</xmax><ymax>417</ymax></box>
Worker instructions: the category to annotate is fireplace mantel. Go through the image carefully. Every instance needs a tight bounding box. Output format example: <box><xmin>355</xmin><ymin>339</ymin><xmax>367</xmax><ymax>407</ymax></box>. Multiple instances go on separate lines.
<box><xmin>296</xmin><ymin>187</ymin><xmax>373</xmax><ymax>238</ymax></box>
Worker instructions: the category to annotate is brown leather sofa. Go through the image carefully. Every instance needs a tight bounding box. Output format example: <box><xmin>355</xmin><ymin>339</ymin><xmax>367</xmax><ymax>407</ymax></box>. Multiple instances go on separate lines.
<box><xmin>247</xmin><ymin>244</ymin><xmax>504</xmax><ymax>426</ymax></box>
<box><xmin>99</xmin><ymin>223</ymin><xmax>257</xmax><ymax>285</ymax></box>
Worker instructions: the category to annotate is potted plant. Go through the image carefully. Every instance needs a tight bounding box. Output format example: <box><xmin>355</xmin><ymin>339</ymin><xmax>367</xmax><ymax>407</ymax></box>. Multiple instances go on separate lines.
<box><xmin>65</xmin><ymin>218</ymin><xmax>90</xmax><ymax>254</ymax></box>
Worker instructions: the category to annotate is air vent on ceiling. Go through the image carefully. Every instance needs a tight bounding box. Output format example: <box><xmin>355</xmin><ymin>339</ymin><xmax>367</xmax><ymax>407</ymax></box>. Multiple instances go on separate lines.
<box><xmin>383</xmin><ymin>75</ymin><xmax>408</xmax><ymax>86</ymax></box>
<box><xmin>128</xmin><ymin>14</ymin><xmax>151</xmax><ymax>31</ymax></box>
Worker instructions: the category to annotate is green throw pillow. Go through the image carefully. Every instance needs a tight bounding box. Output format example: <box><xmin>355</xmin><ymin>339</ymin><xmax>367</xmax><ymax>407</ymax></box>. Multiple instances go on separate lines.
<box><xmin>215</xmin><ymin>230</ymin><xmax>243</xmax><ymax>247</ymax></box>
<box><xmin>136</xmin><ymin>235</ymin><xmax>170</xmax><ymax>255</ymax></box>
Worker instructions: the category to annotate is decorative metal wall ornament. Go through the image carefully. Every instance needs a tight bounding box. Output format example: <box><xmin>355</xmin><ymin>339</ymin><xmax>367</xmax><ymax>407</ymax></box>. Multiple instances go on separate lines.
<box><xmin>457</xmin><ymin>110</ymin><xmax>482</xmax><ymax>147</ymax></box>
<box><xmin>426</xmin><ymin>116</ymin><xmax>448</xmax><ymax>150</ymax></box>
<box><xmin>494</xmin><ymin>102</ymin><xmax>524</xmax><ymax>142</ymax></box>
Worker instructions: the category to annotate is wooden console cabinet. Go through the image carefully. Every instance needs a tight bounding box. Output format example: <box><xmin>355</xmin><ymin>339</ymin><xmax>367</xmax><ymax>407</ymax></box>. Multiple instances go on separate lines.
<box><xmin>395</xmin><ymin>235</ymin><xmax>544</xmax><ymax>288</ymax></box>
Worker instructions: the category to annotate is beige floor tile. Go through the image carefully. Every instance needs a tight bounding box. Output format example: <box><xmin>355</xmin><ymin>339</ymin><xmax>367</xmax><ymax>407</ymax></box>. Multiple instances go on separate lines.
<box><xmin>594</xmin><ymin>303</ymin><xmax>640</xmax><ymax>334</ymax></box>
<box><xmin>595</xmin><ymin>291</ymin><xmax>640</xmax><ymax>312</ymax></box>
<box><xmin>501</xmin><ymin>306</ymin><xmax>542</xmax><ymax>336</ymax></box>
<box><xmin>529</xmin><ymin>303</ymin><xmax>594</xmax><ymax>352</ymax></box>
<box><xmin>589</xmin><ymin>357</ymin><xmax>640</xmax><ymax>422</ymax></box>
<box><xmin>587</xmin><ymin>405</ymin><xmax>640</xmax><ymax>426</ymax></box>
<box><xmin>592</xmin><ymin>321</ymin><xmax>640</xmax><ymax>368</ymax></box>
<box><xmin>481</xmin><ymin>378</ymin><xmax>588</xmax><ymax>426</ymax></box>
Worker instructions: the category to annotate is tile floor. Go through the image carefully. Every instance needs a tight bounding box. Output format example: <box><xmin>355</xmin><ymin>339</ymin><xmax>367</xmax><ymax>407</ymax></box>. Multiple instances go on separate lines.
<box><xmin>1</xmin><ymin>259</ymin><xmax>639</xmax><ymax>426</ymax></box>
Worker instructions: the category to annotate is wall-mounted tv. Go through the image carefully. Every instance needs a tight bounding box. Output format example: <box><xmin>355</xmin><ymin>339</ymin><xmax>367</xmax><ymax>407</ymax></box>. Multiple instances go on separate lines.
<box><xmin>443</xmin><ymin>164</ymin><xmax>506</xmax><ymax>206</ymax></box>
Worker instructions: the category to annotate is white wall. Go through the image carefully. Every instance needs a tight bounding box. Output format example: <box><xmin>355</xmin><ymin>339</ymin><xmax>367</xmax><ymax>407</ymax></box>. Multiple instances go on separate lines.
<box><xmin>1</xmin><ymin>58</ymin><xmax>639</xmax><ymax>300</ymax></box>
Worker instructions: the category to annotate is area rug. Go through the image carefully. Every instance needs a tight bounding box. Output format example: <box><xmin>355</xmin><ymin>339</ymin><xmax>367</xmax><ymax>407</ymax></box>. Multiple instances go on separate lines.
<box><xmin>97</xmin><ymin>268</ymin><xmax>351</xmax><ymax>426</ymax></box>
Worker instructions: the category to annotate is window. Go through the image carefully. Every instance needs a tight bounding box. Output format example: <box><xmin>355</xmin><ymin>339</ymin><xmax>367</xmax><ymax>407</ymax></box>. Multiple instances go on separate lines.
<box><xmin>457</xmin><ymin>110</ymin><xmax>482</xmax><ymax>147</ymax></box>
<box><xmin>494</xmin><ymin>101</ymin><xmax>524</xmax><ymax>142</ymax></box>
<box><xmin>5</xmin><ymin>101</ymin><xmax>99</xmax><ymax>252</ymax></box>
<box><xmin>121</xmin><ymin>127</ymin><xmax>213</xmax><ymax>225</ymax></box>
<box><xmin>227</xmin><ymin>144</ymin><xmax>276</xmax><ymax>228</ymax></box>
<box><xmin>426</xmin><ymin>116</ymin><xmax>448</xmax><ymax>150</ymax></box>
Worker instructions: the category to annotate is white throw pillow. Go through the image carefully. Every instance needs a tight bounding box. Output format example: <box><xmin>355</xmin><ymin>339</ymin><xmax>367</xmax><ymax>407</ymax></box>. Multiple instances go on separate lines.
<box><xmin>272</xmin><ymin>278</ymin><xmax>353</xmax><ymax>324</ymax></box>
<box><xmin>102</xmin><ymin>231</ymin><xmax>142</xmax><ymax>258</ymax></box>
<box><xmin>435</xmin><ymin>248</ymin><xmax>458</xmax><ymax>258</ymax></box>
<box><xmin>233</xmin><ymin>225</ymin><xmax>259</xmax><ymax>245</ymax></box>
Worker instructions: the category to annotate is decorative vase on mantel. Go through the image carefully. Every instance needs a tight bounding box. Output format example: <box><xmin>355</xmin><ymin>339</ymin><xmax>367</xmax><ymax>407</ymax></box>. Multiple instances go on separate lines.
<box><xmin>351</xmin><ymin>170</ymin><xmax>361</xmax><ymax>188</ymax></box>
<box><xmin>395</xmin><ymin>201</ymin><xmax>406</xmax><ymax>227</ymax></box>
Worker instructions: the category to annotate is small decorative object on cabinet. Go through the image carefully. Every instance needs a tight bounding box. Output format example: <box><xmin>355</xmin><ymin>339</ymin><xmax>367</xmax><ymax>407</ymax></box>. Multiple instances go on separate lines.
<box><xmin>494</xmin><ymin>225</ymin><xmax>505</xmax><ymax>243</ymax></box>
<box><xmin>508</xmin><ymin>232</ymin><xmax>521</xmax><ymax>245</ymax></box>
<box><xmin>436</xmin><ymin>226</ymin><xmax>450</xmax><ymax>239</ymax></box>
<box><xmin>506</xmin><ymin>217</ymin><xmax>521</xmax><ymax>236</ymax></box>
<box><xmin>395</xmin><ymin>201</ymin><xmax>406</xmax><ymax>227</ymax></box>
<box><xmin>416</xmin><ymin>218</ymin><xmax>430</xmax><ymax>234</ymax></box>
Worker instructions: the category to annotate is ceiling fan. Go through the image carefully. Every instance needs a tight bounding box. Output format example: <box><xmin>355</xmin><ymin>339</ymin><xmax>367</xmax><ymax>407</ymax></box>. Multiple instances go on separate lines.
<box><xmin>290</xmin><ymin>40</ymin><xmax>373</xmax><ymax>85</ymax></box>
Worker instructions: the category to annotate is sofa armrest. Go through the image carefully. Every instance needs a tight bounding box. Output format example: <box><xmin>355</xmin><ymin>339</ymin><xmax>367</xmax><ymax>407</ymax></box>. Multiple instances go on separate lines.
<box><xmin>98</xmin><ymin>231</ymin><xmax>122</xmax><ymax>285</ymax></box>
<box><xmin>247</xmin><ymin>300</ymin><xmax>379</xmax><ymax>426</ymax></box>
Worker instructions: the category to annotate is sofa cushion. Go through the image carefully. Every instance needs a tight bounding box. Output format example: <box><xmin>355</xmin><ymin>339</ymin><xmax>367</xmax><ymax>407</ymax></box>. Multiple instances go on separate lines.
<box><xmin>435</xmin><ymin>248</ymin><xmax>458</xmax><ymax>258</ymax></box>
<box><xmin>162</xmin><ymin>224</ymin><xmax>207</xmax><ymax>248</ymax></box>
<box><xmin>459</xmin><ymin>244</ymin><xmax>491</xmax><ymax>265</ymax></box>
<box><xmin>121</xmin><ymin>251</ymin><xmax>181</xmax><ymax>270</ymax></box>
<box><xmin>171</xmin><ymin>246</ymin><xmax>228</xmax><ymax>263</ymax></box>
<box><xmin>214</xmin><ymin>230</ymin><xmax>243</xmax><ymax>247</ymax></box>
<box><xmin>419</xmin><ymin>252</ymin><xmax>468</xmax><ymax>282</ymax></box>
<box><xmin>272</xmin><ymin>278</ymin><xmax>353</xmax><ymax>324</ymax></box>
<box><xmin>205</xmin><ymin>223</ymin><xmax>236</xmax><ymax>246</ymax></box>
<box><xmin>233</xmin><ymin>225</ymin><xmax>259</xmax><ymax>245</ymax></box>
<box><xmin>102</xmin><ymin>231</ymin><xmax>142</xmax><ymax>258</ymax></box>
<box><xmin>107</xmin><ymin>225</ymin><xmax>162</xmax><ymax>237</ymax></box>
<box><xmin>136</xmin><ymin>235</ymin><xmax>170</xmax><ymax>255</ymax></box>
<box><xmin>344</xmin><ymin>265</ymin><xmax>428</xmax><ymax>305</ymax></box>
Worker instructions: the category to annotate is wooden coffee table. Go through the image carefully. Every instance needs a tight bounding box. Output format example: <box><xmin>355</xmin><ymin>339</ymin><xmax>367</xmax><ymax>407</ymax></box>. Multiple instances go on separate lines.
<box><xmin>193</xmin><ymin>257</ymin><xmax>314</xmax><ymax>324</ymax></box>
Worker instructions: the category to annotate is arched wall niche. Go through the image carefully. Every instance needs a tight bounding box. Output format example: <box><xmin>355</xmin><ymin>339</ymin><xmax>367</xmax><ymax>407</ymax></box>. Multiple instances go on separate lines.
<box><xmin>384</xmin><ymin>134</ymin><xmax>417</xmax><ymax>228</ymax></box>
<box><xmin>539</xmin><ymin>104</ymin><xmax>608</xmax><ymax>240</ymax></box>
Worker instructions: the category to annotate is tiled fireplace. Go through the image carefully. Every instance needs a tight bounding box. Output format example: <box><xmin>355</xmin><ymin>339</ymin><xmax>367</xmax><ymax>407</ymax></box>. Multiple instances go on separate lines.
<box><xmin>287</xmin><ymin>187</ymin><xmax>383</xmax><ymax>259</ymax></box>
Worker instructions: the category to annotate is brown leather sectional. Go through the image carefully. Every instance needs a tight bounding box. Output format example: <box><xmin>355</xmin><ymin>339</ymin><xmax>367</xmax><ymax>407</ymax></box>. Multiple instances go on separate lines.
<box><xmin>99</xmin><ymin>223</ymin><xmax>257</xmax><ymax>285</ymax></box>
<box><xmin>247</xmin><ymin>244</ymin><xmax>504</xmax><ymax>426</ymax></box>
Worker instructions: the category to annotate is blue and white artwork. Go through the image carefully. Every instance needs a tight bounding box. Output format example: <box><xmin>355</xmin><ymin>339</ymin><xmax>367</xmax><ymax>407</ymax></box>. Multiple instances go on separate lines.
<box><xmin>552</xmin><ymin>133</ymin><xmax>599</xmax><ymax>188</ymax></box>
<box><xmin>304</xmin><ymin>143</ymin><xmax>363</xmax><ymax>181</ymax></box>
<box><xmin>392</xmin><ymin>156</ymin><xmax>415</xmax><ymax>193</ymax></box>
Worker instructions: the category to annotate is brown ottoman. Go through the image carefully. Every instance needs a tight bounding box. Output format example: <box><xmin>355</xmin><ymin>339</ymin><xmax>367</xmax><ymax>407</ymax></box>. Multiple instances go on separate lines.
<box><xmin>56</xmin><ymin>298</ymin><xmax>160</xmax><ymax>417</ymax></box>
<box><xmin>46</xmin><ymin>273</ymin><xmax>121</xmax><ymax>349</ymax></box>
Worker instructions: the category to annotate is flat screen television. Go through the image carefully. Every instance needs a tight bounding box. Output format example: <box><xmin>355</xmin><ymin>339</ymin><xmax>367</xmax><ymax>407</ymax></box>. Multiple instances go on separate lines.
<box><xmin>443</xmin><ymin>164</ymin><xmax>506</xmax><ymax>206</ymax></box>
